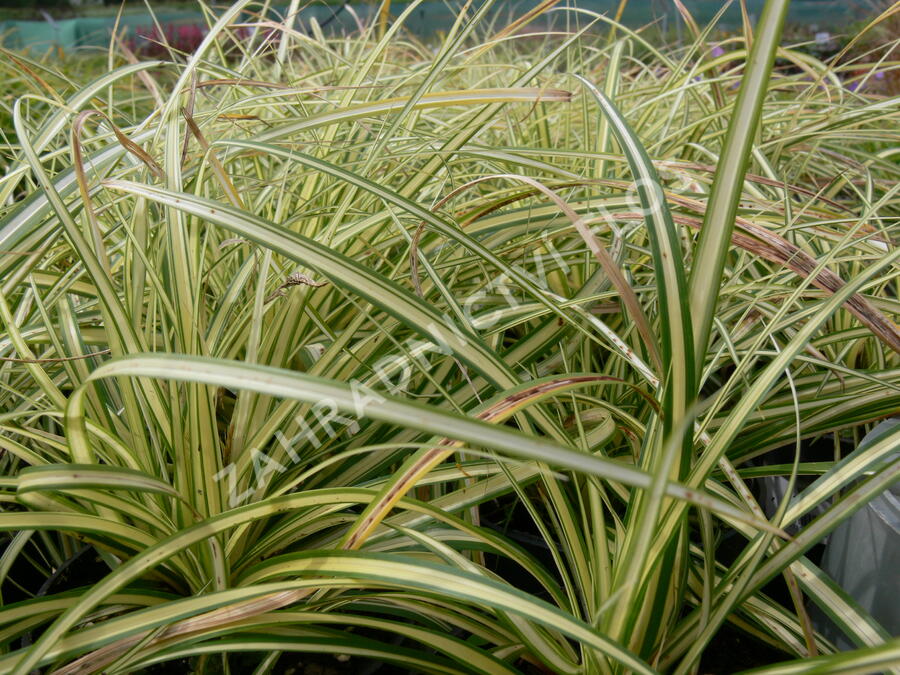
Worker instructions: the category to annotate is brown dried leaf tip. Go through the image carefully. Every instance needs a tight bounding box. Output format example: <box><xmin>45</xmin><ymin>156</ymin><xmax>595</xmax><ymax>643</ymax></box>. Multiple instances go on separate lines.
<box><xmin>264</xmin><ymin>273</ymin><xmax>328</xmax><ymax>303</ymax></box>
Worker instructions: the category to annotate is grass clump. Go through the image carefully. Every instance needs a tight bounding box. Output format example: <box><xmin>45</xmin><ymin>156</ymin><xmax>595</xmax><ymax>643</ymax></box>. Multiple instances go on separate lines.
<box><xmin>0</xmin><ymin>0</ymin><xmax>898</xmax><ymax>673</ymax></box>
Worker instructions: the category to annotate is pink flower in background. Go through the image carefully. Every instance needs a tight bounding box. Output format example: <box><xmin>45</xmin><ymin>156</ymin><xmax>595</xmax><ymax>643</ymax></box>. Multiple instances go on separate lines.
<box><xmin>128</xmin><ymin>22</ymin><xmax>207</xmax><ymax>56</ymax></box>
<box><xmin>173</xmin><ymin>23</ymin><xmax>206</xmax><ymax>52</ymax></box>
<box><xmin>123</xmin><ymin>22</ymin><xmax>280</xmax><ymax>58</ymax></box>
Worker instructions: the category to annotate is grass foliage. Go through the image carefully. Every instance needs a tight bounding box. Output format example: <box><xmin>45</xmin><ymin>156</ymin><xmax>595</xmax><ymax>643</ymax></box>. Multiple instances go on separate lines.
<box><xmin>0</xmin><ymin>0</ymin><xmax>898</xmax><ymax>672</ymax></box>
